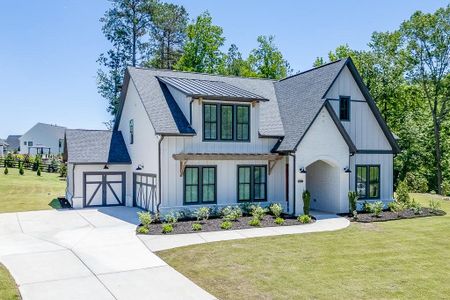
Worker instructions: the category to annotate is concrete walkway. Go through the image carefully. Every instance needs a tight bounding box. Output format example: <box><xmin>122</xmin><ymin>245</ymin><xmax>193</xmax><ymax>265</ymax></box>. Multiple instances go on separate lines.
<box><xmin>139</xmin><ymin>211</ymin><xmax>350</xmax><ymax>251</ymax></box>
<box><xmin>0</xmin><ymin>207</ymin><xmax>215</xmax><ymax>300</ymax></box>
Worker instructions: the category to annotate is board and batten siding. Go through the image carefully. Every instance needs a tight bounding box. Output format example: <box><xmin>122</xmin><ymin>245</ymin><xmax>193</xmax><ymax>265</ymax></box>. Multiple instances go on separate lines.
<box><xmin>327</xmin><ymin>66</ymin><xmax>392</xmax><ymax>151</ymax></box>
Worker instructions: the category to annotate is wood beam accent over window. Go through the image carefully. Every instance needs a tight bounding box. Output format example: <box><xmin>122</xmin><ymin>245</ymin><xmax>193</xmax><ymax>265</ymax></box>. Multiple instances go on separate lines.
<box><xmin>173</xmin><ymin>153</ymin><xmax>283</xmax><ymax>176</ymax></box>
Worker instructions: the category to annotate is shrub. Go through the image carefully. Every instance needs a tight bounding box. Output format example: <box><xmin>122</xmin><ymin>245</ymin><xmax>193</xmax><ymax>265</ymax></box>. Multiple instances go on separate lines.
<box><xmin>220</xmin><ymin>221</ymin><xmax>233</xmax><ymax>230</ymax></box>
<box><xmin>3</xmin><ymin>167</ymin><xmax>8</xmax><ymax>175</ymax></box>
<box><xmin>5</xmin><ymin>153</ymin><xmax>14</xmax><ymax>167</ymax></box>
<box><xmin>395</xmin><ymin>180</ymin><xmax>410</xmax><ymax>205</ymax></box>
<box><xmin>162</xmin><ymin>223</ymin><xmax>173</xmax><ymax>234</ymax></box>
<box><xmin>19</xmin><ymin>164</ymin><xmax>24</xmax><ymax>175</ymax></box>
<box><xmin>33</xmin><ymin>155</ymin><xmax>42</xmax><ymax>171</ymax></box>
<box><xmin>195</xmin><ymin>207</ymin><xmax>210</xmax><ymax>222</ymax></box>
<box><xmin>269</xmin><ymin>203</ymin><xmax>283</xmax><ymax>218</ymax></box>
<box><xmin>441</xmin><ymin>181</ymin><xmax>450</xmax><ymax>196</ymax></box>
<box><xmin>274</xmin><ymin>217</ymin><xmax>285</xmax><ymax>225</ymax></box>
<box><xmin>408</xmin><ymin>199</ymin><xmax>422</xmax><ymax>215</ymax></box>
<box><xmin>59</xmin><ymin>163</ymin><xmax>67</xmax><ymax>177</ymax></box>
<box><xmin>137</xmin><ymin>211</ymin><xmax>153</xmax><ymax>228</ymax></box>
<box><xmin>250</xmin><ymin>205</ymin><xmax>266</xmax><ymax>220</ymax></box>
<box><xmin>302</xmin><ymin>190</ymin><xmax>311</xmax><ymax>215</ymax></box>
<box><xmin>37</xmin><ymin>168</ymin><xmax>41</xmax><ymax>176</ymax></box>
<box><xmin>239</xmin><ymin>202</ymin><xmax>254</xmax><ymax>215</ymax></box>
<box><xmin>388</xmin><ymin>201</ymin><xmax>404</xmax><ymax>215</ymax></box>
<box><xmin>248</xmin><ymin>217</ymin><xmax>261</xmax><ymax>227</ymax></box>
<box><xmin>221</xmin><ymin>206</ymin><xmax>242</xmax><ymax>221</ymax></box>
<box><xmin>404</xmin><ymin>172</ymin><xmax>428</xmax><ymax>193</ymax></box>
<box><xmin>137</xmin><ymin>226</ymin><xmax>149</xmax><ymax>234</ymax></box>
<box><xmin>363</xmin><ymin>201</ymin><xmax>371</xmax><ymax>213</ymax></box>
<box><xmin>298</xmin><ymin>215</ymin><xmax>312</xmax><ymax>224</ymax></box>
<box><xmin>164</xmin><ymin>211</ymin><xmax>179</xmax><ymax>224</ymax></box>
<box><xmin>352</xmin><ymin>210</ymin><xmax>358</xmax><ymax>220</ymax></box>
<box><xmin>192</xmin><ymin>223</ymin><xmax>202</xmax><ymax>231</ymax></box>
<box><xmin>429</xmin><ymin>199</ymin><xmax>441</xmax><ymax>213</ymax></box>
<box><xmin>348</xmin><ymin>191</ymin><xmax>358</xmax><ymax>213</ymax></box>
<box><xmin>369</xmin><ymin>201</ymin><xmax>384</xmax><ymax>217</ymax></box>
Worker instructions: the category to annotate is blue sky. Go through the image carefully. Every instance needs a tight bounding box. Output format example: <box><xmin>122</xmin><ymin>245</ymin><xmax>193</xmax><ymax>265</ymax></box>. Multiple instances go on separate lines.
<box><xmin>0</xmin><ymin>0</ymin><xmax>446</xmax><ymax>138</ymax></box>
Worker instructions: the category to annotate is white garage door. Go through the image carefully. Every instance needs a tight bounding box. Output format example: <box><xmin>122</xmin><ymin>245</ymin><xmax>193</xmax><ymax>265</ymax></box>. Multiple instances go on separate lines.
<box><xmin>133</xmin><ymin>173</ymin><xmax>157</xmax><ymax>211</ymax></box>
<box><xmin>83</xmin><ymin>172</ymin><xmax>126</xmax><ymax>207</ymax></box>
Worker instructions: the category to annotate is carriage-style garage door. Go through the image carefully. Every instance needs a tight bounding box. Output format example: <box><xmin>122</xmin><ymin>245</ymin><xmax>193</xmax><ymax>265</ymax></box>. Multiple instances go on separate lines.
<box><xmin>133</xmin><ymin>173</ymin><xmax>157</xmax><ymax>211</ymax></box>
<box><xmin>83</xmin><ymin>172</ymin><xmax>126</xmax><ymax>207</ymax></box>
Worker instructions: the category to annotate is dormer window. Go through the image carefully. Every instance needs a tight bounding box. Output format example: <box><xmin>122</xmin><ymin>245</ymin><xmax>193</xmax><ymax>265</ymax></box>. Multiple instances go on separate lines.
<box><xmin>339</xmin><ymin>96</ymin><xmax>350</xmax><ymax>121</ymax></box>
<box><xmin>129</xmin><ymin>119</ymin><xmax>134</xmax><ymax>144</ymax></box>
<box><xmin>203</xmin><ymin>103</ymin><xmax>250</xmax><ymax>142</ymax></box>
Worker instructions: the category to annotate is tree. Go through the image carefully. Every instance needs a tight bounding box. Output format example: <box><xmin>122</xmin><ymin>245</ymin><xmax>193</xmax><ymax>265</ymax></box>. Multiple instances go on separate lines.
<box><xmin>145</xmin><ymin>2</ymin><xmax>188</xmax><ymax>69</ymax></box>
<box><xmin>174</xmin><ymin>11</ymin><xmax>225</xmax><ymax>73</ymax></box>
<box><xmin>313</xmin><ymin>57</ymin><xmax>325</xmax><ymax>67</ymax></box>
<box><xmin>248</xmin><ymin>35</ymin><xmax>291</xmax><ymax>79</ymax></box>
<box><xmin>223</xmin><ymin>44</ymin><xmax>256</xmax><ymax>77</ymax></box>
<box><xmin>97</xmin><ymin>0</ymin><xmax>151</xmax><ymax>116</ymax></box>
<box><xmin>401</xmin><ymin>5</ymin><xmax>450</xmax><ymax>193</ymax></box>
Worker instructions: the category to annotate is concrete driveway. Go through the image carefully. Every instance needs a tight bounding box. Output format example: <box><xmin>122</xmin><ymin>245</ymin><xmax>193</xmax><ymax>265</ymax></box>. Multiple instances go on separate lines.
<box><xmin>0</xmin><ymin>207</ymin><xmax>215</xmax><ymax>300</ymax></box>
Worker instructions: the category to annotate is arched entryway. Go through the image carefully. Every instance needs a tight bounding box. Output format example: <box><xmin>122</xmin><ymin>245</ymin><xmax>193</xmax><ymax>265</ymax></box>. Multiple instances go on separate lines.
<box><xmin>306</xmin><ymin>159</ymin><xmax>341</xmax><ymax>213</ymax></box>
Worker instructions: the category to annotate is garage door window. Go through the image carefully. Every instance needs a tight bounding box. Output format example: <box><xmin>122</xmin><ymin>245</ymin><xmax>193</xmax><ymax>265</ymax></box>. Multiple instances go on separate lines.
<box><xmin>184</xmin><ymin>166</ymin><xmax>216</xmax><ymax>205</ymax></box>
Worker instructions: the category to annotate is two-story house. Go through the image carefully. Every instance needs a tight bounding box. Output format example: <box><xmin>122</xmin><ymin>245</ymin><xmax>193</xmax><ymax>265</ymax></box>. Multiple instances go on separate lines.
<box><xmin>64</xmin><ymin>58</ymin><xmax>399</xmax><ymax>215</ymax></box>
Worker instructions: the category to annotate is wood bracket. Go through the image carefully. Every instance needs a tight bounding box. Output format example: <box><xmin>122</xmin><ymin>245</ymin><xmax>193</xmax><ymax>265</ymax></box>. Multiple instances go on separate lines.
<box><xmin>268</xmin><ymin>159</ymin><xmax>279</xmax><ymax>175</ymax></box>
<box><xmin>179</xmin><ymin>160</ymin><xmax>188</xmax><ymax>177</ymax></box>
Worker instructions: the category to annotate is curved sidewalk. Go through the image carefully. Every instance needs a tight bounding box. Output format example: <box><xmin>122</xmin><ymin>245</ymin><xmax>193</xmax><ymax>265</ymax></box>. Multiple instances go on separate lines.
<box><xmin>139</xmin><ymin>211</ymin><xmax>350</xmax><ymax>252</ymax></box>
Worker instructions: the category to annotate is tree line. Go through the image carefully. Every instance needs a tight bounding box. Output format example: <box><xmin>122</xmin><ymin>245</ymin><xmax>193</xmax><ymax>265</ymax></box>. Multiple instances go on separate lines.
<box><xmin>98</xmin><ymin>1</ymin><xmax>450</xmax><ymax>195</ymax></box>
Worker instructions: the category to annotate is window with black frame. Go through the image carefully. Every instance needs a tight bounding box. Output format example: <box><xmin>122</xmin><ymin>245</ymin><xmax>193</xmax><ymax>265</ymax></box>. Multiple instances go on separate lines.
<box><xmin>203</xmin><ymin>103</ymin><xmax>250</xmax><ymax>142</ymax></box>
<box><xmin>238</xmin><ymin>165</ymin><xmax>267</xmax><ymax>202</ymax></box>
<box><xmin>339</xmin><ymin>96</ymin><xmax>350</xmax><ymax>121</ymax></box>
<box><xmin>203</xmin><ymin>104</ymin><xmax>218</xmax><ymax>140</ymax></box>
<box><xmin>356</xmin><ymin>165</ymin><xmax>380</xmax><ymax>199</ymax></box>
<box><xmin>129</xmin><ymin>119</ymin><xmax>134</xmax><ymax>144</ymax></box>
<box><xmin>184</xmin><ymin>166</ymin><xmax>216</xmax><ymax>204</ymax></box>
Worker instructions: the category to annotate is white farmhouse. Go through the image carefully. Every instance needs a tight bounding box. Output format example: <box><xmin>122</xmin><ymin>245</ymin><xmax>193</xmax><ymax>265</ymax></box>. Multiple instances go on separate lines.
<box><xmin>19</xmin><ymin>123</ymin><xmax>66</xmax><ymax>155</ymax></box>
<box><xmin>0</xmin><ymin>139</ymin><xmax>8</xmax><ymax>157</ymax></box>
<box><xmin>64</xmin><ymin>58</ymin><xmax>399</xmax><ymax>214</ymax></box>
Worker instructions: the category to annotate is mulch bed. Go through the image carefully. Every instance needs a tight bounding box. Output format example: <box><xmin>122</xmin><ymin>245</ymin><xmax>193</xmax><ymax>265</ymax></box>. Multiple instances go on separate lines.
<box><xmin>345</xmin><ymin>208</ymin><xmax>446</xmax><ymax>223</ymax></box>
<box><xmin>139</xmin><ymin>214</ymin><xmax>316</xmax><ymax>235</ymax></box>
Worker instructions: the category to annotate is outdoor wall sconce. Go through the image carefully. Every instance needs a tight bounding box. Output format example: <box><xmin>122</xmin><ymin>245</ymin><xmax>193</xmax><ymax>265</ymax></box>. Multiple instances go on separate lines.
<box><xmin>344</xmin><ymin>167</ymin><xmax>352</xmax><ymax>173</ymax></box>
<box><xmin>136</xmin><ymin>164</ymin><xmax>144</xmax><ymax>171</ymax></box>
<box><xmin>103</xmin><ymin>164</ymin><xmax>109</xmax><ymax>170</ymax></box>
<box><xmin>299</xmin><ymin>167</ymin><xmax>307</xmax><ymax>174</ymax></box>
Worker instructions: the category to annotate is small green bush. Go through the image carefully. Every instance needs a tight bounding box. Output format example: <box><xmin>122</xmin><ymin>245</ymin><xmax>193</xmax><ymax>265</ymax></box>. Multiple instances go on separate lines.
<box><xmin>248</xmin><ymin>217</ymin><xmax>261</xmax><ymax>226</ymax></box>
<box><xmin>250</xmin><ymin>205</ymin><xmax>266</xmax><ymax>220</ymax></box>
<box><xmin>348</xmin><ymin>191</ymin><xmax>358</xmax><ymax>213</ymax></box>
<box><xmin>388</xmin><ymin>201</ymin><xmax>404</xmax><ymax>215</ymax></box>
<box><xmin>59</xmin><ymin>163</ymin><xmax>67</xmax><ymax>177</ymax></box>
<box><xmin>302</xmin><ymin>190</ymin><xmax>311</xmax><ymax>215</ymax></box>
<box><xmin>162</xmin><ymin>223</ymin><xmax>173</xmax><ymax>234</ymax></box>
<box><xmin>404</xmin><ymin>172</ymin><xmax>428</xmax><ymax>193</ymax></box>
<box><xmin>298</xmin><ymin>215</ymin><xmax>312</xmax><ymax>224</ymax></box>
<box><xmin>137</xmin><ymin>211</ymin><xmax>153</xmax><ymax>228</ymax></box>
<box><xmin>164</xmin><ymin>211</ymin><xmax>179</xmax><ymax>224</ymax></box>
<box><xmin>409</xmin><ymin>199</ymin><xmax>422</xmax><ymax>215</ymax></box>
<box><xmin>274</xmin><ymin>217</ymin><xmax>285</xmax><ymax>225</ymax></box>
<box><xmin>269</xmin><ymin>203</ymin><xmax>283</xmax><ymax>218</ymax></box>
<box><xmin>19</xmin><ymin>164</ymin><xmax>24</xmax><ymax>175</ymax></box>
<box><xmin>221</xmin><ymin>206</ymin><xmax>242</xmax><ymax>221</ymax></box>
<box><xmin>395</xmin><ymin>180</ymin><xmax>410</xmax><ymax>205</ymax></box>
<box><xmin>220</xmin><ymin>221</ymin><xmax>233</xmax><ymax>230</ymax></box>
<box><xmin>369</xmin><ymin>201</ymin><xmax>384</xmax><ymax>217</ymax></box>
<box><xmin>137</xmin><ymin>226</ymin><xmax>149</xmax><ymax>234</ymax></box>
<box><xmin>429</xmin><ymin>199</ymin><xmax>441</xmax><ymax>213</ymax></box>
<box><xmin>362</xmin><ymin>201</ymin><xmax>371</xmax><ymax>213</ymax></box>
<box><xmin>239</xmin><ymin>202</ymin><xmax>254</xmax><ymax>215</ymax></box>
<box><xmin>192</xmin><ymin>223</ymin><xmax>202</xmax><ymax>231</ymax></box>
<box><xmin>195</xmin><ymin>207</ymin><xmax>210</xmax><ymax>222</ymax></box>
<box><xmin>37</xmin><ymin>168</ymin><xmax>41</xmax><ymax>176</ymax></box>
<box><xmin>3</xmin><ymin>167</ymin><xmax>8</xmax><ymax>175</ymax></box>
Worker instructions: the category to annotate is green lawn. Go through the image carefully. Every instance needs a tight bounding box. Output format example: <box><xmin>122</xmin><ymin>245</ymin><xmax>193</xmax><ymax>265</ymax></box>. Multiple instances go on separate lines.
<box><xmin>0</xmin><ymin>167</ymin><xmax>65</xmax><ymax>213</ymax></box>
<box><xmin>158</xmin><ymin>194</ymin><xmax>450</xmax><ymax>300</ymax></box>
<box><xmin>0</xmin><ymin>264</ymin><xmax>20</xmax><ymax>300</ymax></box>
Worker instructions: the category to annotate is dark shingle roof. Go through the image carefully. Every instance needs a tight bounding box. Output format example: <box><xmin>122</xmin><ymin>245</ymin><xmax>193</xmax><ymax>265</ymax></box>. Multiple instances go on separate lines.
<box><xmin>65</xmin><ymin>130</ymin><xmax>131</xmax><ymax>164</ymax></box>
<box><xmin>274</xmin><ymin>59</ymin><xmax>347</xmax><ymax>151</ymax></box>
<box><xmin>157</xmin><ymin>76</ymin><xmax>268</xmax><ymax>102</ymax></box>
<box><xmin>115</xmin><ymin>67</ymin><xmax>284</xmax><ymax>137</ymax></box>
<box><xmin>6</xmin><ymin>135</ymin><xmax>21</xmax><ymax>151</ymax></box>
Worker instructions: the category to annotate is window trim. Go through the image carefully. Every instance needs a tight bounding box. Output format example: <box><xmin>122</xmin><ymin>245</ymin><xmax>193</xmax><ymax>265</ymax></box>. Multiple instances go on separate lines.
<box><xmin>129</xmin><ymin>119</ymin><xmax>134</xmax><ymax>144</ymax></box>
<box><xmin>339</xmin><ymin>96</ymin><xmax>351</xmax><ymax>121</ymax></box>
<box><xmin>237</xmin><ymin>165</ymin><xmax>268</xmax><ymax>202</ymax></box>
<box><xmin>202</xmin><ymin>103</ymin><xmax>250</xmax><ymax>142</ymax></box>
<box><xmin>183</xmin><ymin>166</ymin><xmax>217</xmax><ymax>205</ymax></box>
<box><xmin>355</xmin><ymin>164</ymin><xmax>380</xmax><ymax>200</ymax></box>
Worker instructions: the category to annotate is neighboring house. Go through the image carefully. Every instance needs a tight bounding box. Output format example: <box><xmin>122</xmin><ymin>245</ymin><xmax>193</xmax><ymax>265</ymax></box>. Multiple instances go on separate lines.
<box><xmin>19</xmin><ymin>123</ymin><xmax>66</xmax><ymax>155</ymax></box>
<box><xmin>0</xmin><ymin>139</ymin><xmax>8</xmax><ymax>157</ymax></box>
<box><xmin>64</xmin><ymin>58</ymin><xmax>399</xmax><ymax>214</ymax></box>
<box><xmin>5</xmin><ymin>135</ymin><xmax>21</xmax><ymax>153</ymax></box>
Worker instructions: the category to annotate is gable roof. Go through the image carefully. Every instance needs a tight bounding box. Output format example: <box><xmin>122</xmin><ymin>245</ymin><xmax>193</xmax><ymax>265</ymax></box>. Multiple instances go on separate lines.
<box><xmin>65</xmin><ymin>130</ymin><xmax>131</xmax><ymax>164</ymax></box>
<box><xmin>6</xmin><ymin>135</ymin><xmax>21</xmax><ymax>151</ymax></box>
<box><xmin>21</xmin><ymin>123</ymin><xmax>66</xmax><ymax>139</ymax></box>
<box><xmin>0</xmin><ymin>139</ymin><xmax>8</xmax><ymax>146</ymax></box>
<box><xmin>114</xmin><ymin>67</ymin><xmax>284</xmax><ymax>137</ymax></box>
<box><xmin>157</xmin><ymin>76</ymin><xmax>269</xmax><ymax>102</ymax></box>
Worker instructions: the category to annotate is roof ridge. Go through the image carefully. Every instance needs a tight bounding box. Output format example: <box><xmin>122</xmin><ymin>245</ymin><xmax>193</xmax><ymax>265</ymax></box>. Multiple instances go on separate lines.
<box><xmin>67</xmin><ymin>129</ymin><xmax>111</xmax><ymax>132</ymax></box>
<box><xmin>278</xmin><ymin>58</ymin><xmax>347</xmax><ymax>82</ymax></box>
<box><xmin>129</xmin><ymin>66</ymin><xmax>277</xmax><ymax>82</ymax></box>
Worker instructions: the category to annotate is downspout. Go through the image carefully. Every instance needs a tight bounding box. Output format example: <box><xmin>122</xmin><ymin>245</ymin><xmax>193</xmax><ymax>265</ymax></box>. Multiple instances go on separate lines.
<box><xmin>72</xmin><ymin>163</ymin><xmax>76</xmax><ymax>200</ymax></box>
<box><xmin>156</xmin><ymin>135</ymin><xmax>165</xmax><ymax>214</ymax></box>
<box><xmin>289</xmin><ymin>152</ymin><xmax>296</xmax><ymax>216</ymax></box>
<box><xmin>189</xmin><ymin>98</ymin><xmax>195</xmax><ymax>125</ymax></box>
